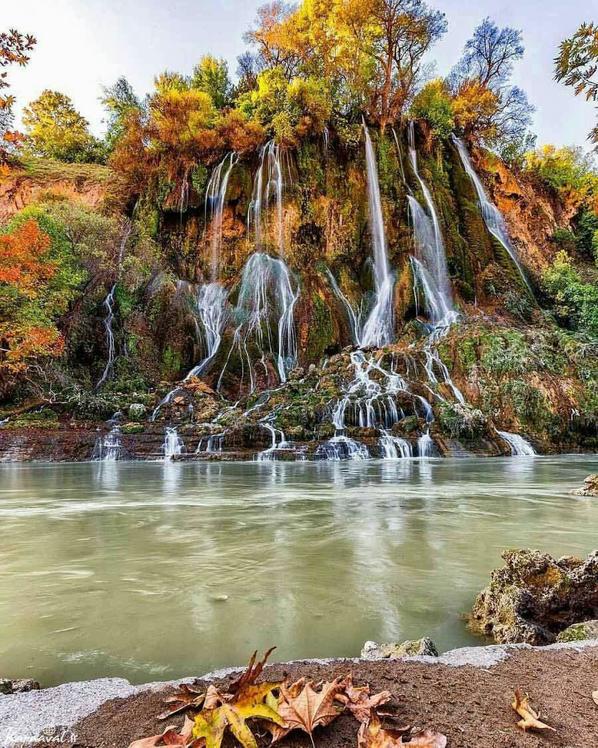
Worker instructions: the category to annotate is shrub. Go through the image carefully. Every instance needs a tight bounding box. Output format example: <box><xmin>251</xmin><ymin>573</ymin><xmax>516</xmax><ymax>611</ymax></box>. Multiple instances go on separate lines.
<box><xmin>410</xmin><ymin>79</ymin><xmax>454</xmax><ymax>139</ymax></box>
<box><xmin>542</xmin><ymin>251</ymin><xmax>598</xmax><ymax>338</ymax></box>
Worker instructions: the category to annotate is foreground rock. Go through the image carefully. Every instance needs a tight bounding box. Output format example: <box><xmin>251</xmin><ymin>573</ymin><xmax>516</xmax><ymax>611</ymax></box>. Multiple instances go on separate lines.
<box><xmin>361</xmin><ymin>637</ymin><xmax>439</xmax><ymax>659</ymax></box>
<box><xmin>470</xmin><ymin>548</ymin><xmax>598</xmax><ymax>645</ymax></box>
<box><xmin>557</xmin><ymin>619</ymin><xmax>598</xmax><ymax>642</ymax></box>
<box><xmin>571</xmin><ymin>474</ymin><xmax>598</xmax><ymax>497</ymax></box>
<box><xmin>0</xmin><ymin>679</ymin><xmax>39</xmax><ymax>695</ymax></box>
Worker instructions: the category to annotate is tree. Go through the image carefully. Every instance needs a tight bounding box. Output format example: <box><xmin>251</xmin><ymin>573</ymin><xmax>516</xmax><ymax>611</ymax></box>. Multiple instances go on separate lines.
<box><xmin>101</xmin><ymin>77</ymin><xmax>141</xmax><ymax>153</ymax></box>
<box><xmin>0</xmin><ymin>28</ymin><xmax>36</xmax><ymax>161</ymax></box>
<box><xmin>22</xmin><ymin>90</ymin><xmax>103</xmax><ymax>162</ymax></box>
<box><xmin>410</xmin><ymin>78</ymin><xmax>454</xmax><ymax>138</ymax></box>
<box><xmin>336</xmin><ymin>0</ymin><xmax>447</xmax><ymax>129</ymax></box>
<box><xmin>191</xmin><ymin>55</ymin><xmax>231</xmax><ymax>108</ymax></box>
<box><xmin>451</xmin><ymin>18</ymin><xmax>534</xmax><ymax>160</ymax></box>
<box><xmin>555</xmin><ymin>22</ymin><xmax>598</xmax><ymax>148</ymax></box>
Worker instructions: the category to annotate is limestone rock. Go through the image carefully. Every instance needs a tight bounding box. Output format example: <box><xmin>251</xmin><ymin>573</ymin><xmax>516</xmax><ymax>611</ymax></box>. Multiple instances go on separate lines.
<box><xmin>128</xmin><ymin>403</ymin><xmax>147</xmax><ymax>421</ymax></box>
<box><xmin>470</xmin><ymin>549</ymin><xmax>598</xmax><ymax>645</ymax></box>
<box><xmin>571</xmin><ymin>474</ymin><xmax>598</xmax><ymax>497</ymax></box>
<box><xmin>557</xmin><ymin>620</ymin><xmax>598</xmax><ymax>643</ymax></box>
<box><xmin>361</xmin><ymin>637</ymin><xmax>439</xmax><ymax>659</ymax></box>
<box><xmin>0</xmin><ymin>678</ymin><xmax>40</xmax><ymax>695</ymax></box>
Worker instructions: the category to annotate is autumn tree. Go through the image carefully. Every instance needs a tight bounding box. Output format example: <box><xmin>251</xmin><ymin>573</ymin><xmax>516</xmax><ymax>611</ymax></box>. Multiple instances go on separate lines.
<box><xmin>555</xmin><ymin>22</ymin><xmax>598</xmax><ymax>148</ymax></box>
<box><xmin>22</xmin><ymin>90</ymin><xmax>104</xmax><ymax>162</ymax></box>
<box><xmin>450</xmin><ymin>18</ymin><xmax>535</xmax><ymax>159</ymax></box>
<box><xmin>0</xmin><ymin>28</ymin><xmax>36</xmax><ymax>161</ymax></box>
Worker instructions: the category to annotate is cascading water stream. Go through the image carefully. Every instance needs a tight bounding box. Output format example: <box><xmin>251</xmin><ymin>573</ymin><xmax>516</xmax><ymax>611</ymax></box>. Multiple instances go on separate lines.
<box><xmin>359</xmin><ymin>123</ymin><xmax>395</xmax><ymax>348</ymax></box>
<box><xmin>163</xmin><ymin>427</ymin><xmax>184</xmax><ymax>460</ymax></box>
<box><xmin>186</xmin><ymin>283</ymin><xmax>229</xmax><ymax>379</ymax></box>
<box><xmin>496</xmin><ymin>430</ymin><xmax>536</xmax><ymax>456</ymax></box>
<box><xmin>451</xmin><ymin>135</ymin><xmax>533</xmax><ymax>294</ymax></box>
<box><xmin>205</xmin><ymin>152</ymin><xmax>237</xmax><ymax>282</ymax></box>
<box><xmin>93</xmin><ymin>425</ymin><xmax>123</xmax><ymax>462</ymax></box>
<box><xmin>96</xmin><ymin>223</ymin><xmax>132</xmax><ymax>389</ymax></box>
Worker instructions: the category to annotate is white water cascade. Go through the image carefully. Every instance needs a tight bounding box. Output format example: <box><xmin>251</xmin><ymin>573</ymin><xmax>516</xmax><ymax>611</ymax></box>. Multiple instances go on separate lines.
<box><xmin>163</xmin><ymin>427</ymin><xmax>184</xmax><ymax>460</ymax></box>
<box><xmin>417</xmin><ymin>430</ymin><xmax>435</xmax><ymax>457</ymax></box>
<box><xmin>186</xmin><ymin>283</ymin><xmax>229</xmax><ymax>379</ymax></box>
<box><xmin>379</xmin><ymin>431</ymin><xmax>413</xmax><ymax>459</ymax></box>
<box><xmin>248</xmin><ymin>139</ymin><xmax>286</xmax><ymax>253</ymax></box>
<box><xmin>451</xmin><ymin>135</ymin><xmax>532</xmax><ymax>294</ymax></box>
<box><xmin>496</xmin><ymin>430</ymin><xmax>536</xmax><ymax>456</ymax></box>
<box><xmin>205</xmin><ymin>152</ymin><xmax>237</xmax><ymax>281</ymax></box>
<box><xmin>96</xmin><ymin>223</ymin><xmax>132</xmax><ymax>389</ymax></box>
<box><xmin>93</xmin><ymin>426</ymin><xmax>123</xmax><ymax>462</ymax></box>
<box><xmin>359</xmin><ymin>123</ymin><xmax>395</xmax><ymax>348</ymax></box>
<box><xmin>408</xmin><ymin>123</ymin><xmax>455</xmax><ymax>320</ymax></box>
<box><xmin>218</xmin><ymin>252</ymin><xmax>299</xmax><ymax>391</ymax></box>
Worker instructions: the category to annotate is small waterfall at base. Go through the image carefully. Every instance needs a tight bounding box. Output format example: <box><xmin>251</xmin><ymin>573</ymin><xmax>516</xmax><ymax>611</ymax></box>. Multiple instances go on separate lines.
<box><xmin>496</xmin><ymin>430</ymin><xmax>536</xmax><ymax>456</ymax></box>
<box><xmin>196</xmin><ymin>433</ymin><xmax>225</xmax><ymax>454</ymax></box>
<box><xmin>379</xmin><ymin>431</ymin><xmax>412</xmax><ymax>459</ymax></box>
<box><xmin>93</xmin><ymin>426</ymin><xmax>123</xmax><ymax>462</ymax></box>
<box><xmin>218</xmin><ymin>253</ymin><xmax>298</xmax><ymax>391</ymax></box>
<box><xmin>359</xmin><ymin>123</ymin><xmax>394</xmax><ymax>348</ymax></box>
<box><xmin>417</xmin><ymin>431</ymin><xmax>435</xmax><ymax>457</ymax></box>
<box><xmin>186</xmin><ymin>282</ymin><xmax>229</xmax><ymax>379</ymax></box>
<box><xmin>163</xmin><ymin>427</ymin><xmax>184</xmax><ymax>460</ymax></box>
<box><xmin>451</xmin><ymin>135</ymin><xmax>533</xmax><ymax>294</ymax></box>
<box><xmin>205</xmin><ymin>152</ymin><xmax>237</xmax><ymax>281</ymax></box>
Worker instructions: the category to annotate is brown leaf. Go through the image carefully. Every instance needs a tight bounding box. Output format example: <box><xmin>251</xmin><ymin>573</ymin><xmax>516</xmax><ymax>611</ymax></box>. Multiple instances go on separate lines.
<box><xmin>358</xmin><ymin>713</ymin><xmax>446</xmax><ymax>748</ymax></box>
<box><xmin>337</xmin><ymin>675</ymin><xmax>392</xmax><ymax>723</ymax></box>
<box><xmin>270</xmin><ymin>677</ymin><xmax>344</xmax><ymax>743</ymax></box>
<box><xmin>128</xmin><ymin>718</ymin><xmax>194</xmax><ymax>748</ymax></box>
<box><xmin>158</xmin><ymin>683</ymin><xmax>206</xmax><ymax>720</ymax></box>
<box><xmin>592</xmin><ymin>689</ymin><xmax>598</xmax><ymax>706</ymax></box>
<box><xmin>511</xmin><ymin>689</ymin><xmax>556</xmax><ymax>732</ymax></box>
<box><xmin>228</xmin><ymin>646</ymin><xmax>276</xmax><ymax>694</ymax></box>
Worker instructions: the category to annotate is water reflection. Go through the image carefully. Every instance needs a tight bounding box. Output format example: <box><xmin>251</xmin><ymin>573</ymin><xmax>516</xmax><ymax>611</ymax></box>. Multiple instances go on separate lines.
<box><xmin>0</xmin><ymin>456</ymin><xmax>596</xmax><ymax>686</ymax></box>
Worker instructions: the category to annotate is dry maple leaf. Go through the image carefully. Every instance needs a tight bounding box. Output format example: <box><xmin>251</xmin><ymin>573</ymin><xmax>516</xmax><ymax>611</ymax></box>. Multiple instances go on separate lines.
<box><xmin>190</xmin><ymin>650</ymin><xmax>285</xmax><ymax>748</ymax></box>
<box><xmin>511</xmin><ymin>689</ymin><xmax>556</xmax><ymax>732</ymax></box>
<box><xmin>358</xmin><ymin>713</ymin><xmax>446</xmax><ymax>748</ymax></box>
<box><xmin>129</xmin><ymin>717</ymin><xmax>197</xmax><ymax>747</ymax></box>
<box><xmin>158</xmin><ymin>683</ymin><xmax>206</xmax><ymax>720</ymax></box>
<box><xmin>336</xmin><ymin>675</ymin><xmax>392</xmax><ymax>723</ymax></box>
<box><xmin>592</xmin><ymin>690</ymin><xmax>598</xmax><ymax>706</ymax></box>
<box><xmin>269</xmin><ymin>677</ymin><xmax>345</xmax><ymax>745</ymax></box>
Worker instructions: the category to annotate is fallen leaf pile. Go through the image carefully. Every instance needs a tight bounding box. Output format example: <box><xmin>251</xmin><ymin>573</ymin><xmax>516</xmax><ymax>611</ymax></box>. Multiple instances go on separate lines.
<box><xmin>128</xmin><ymin>649</ymin><xmax>447</xmax><ymax>748</ymax></box>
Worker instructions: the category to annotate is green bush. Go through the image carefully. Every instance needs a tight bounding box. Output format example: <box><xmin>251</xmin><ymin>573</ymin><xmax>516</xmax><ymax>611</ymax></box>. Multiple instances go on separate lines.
<box><xmin>542</xmin><ymin>251</ymin><xmax>598</xmax><ymax>338</ymax></box>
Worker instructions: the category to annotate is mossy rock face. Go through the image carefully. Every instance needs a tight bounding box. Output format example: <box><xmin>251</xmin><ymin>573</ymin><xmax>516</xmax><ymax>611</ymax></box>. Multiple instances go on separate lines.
<box><xmin>470</xmin><ymin>549</ymin><xmax>598</xmax><ymax>645</ymax></box>
<box><xmin>556</xmin><ymin>620</ymin><xmax>598</xmax><ymax>642</ymax></box>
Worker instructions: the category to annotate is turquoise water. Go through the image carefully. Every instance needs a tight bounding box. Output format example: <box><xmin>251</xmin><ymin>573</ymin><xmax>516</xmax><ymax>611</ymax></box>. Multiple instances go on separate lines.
<box><xmin>0</xmin><ymin>455</ymin><xmax>596</xmax><ymax>686</ymax></box>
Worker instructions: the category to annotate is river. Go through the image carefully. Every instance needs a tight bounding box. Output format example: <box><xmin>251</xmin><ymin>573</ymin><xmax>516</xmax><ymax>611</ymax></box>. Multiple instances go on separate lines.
<box><xmin>0</xmin><ymin>455</ymin><xmax>596</xmax><ymax>686</ymax></box>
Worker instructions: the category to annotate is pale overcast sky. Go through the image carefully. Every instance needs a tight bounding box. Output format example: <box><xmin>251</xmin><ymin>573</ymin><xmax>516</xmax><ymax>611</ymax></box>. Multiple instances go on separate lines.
<box><xmin>1</xmin><ymin>0</ymin><xmax>595</xmax><ymax>148</ymax></box>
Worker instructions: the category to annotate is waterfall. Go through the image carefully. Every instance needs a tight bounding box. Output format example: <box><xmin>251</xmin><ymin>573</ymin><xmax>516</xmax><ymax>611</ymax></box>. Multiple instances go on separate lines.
<box><xmin>186</xmin><ymin>282</ymin><xmax>229</xmax><ymax>379</ymax></box>
<box><xmin>496</xmin><ymin>430</ymin><xmax>536</xmax><ymax>456</ymax></box>
<box><xmin>196</xmin><ymin>433</ymin><xmax>225</xmax><ymax>454</ymax></box>
<box><xmin>379</xmin><ymin>431</ymin><xmax>413</xmax><ymax>459</ymax></box>
<box><xmin>96</xmin><ymin>223</ymin><xmax>132</xmax><ymax>389</ymax></box>
<box><xmin>248</xmin><ymin>140</ymin><xmax>285</xmax><ymax>254</ymax></box>
<box><xmin>163</xmin><ymin>427</ymin><xmax>184</xmax><ymax>460</ymax></box>
<box><xmin>417</xmin><ymin>431</ymin><xmax>435</xmax><ymax>457</ymax></box>
<box><xmin>451</xmin><ymin>135</ymin><xmax>533</xmax><ymax>294</ymax></box>
<box><xmin>325</xmin><ymin>268</ymin><xmax>363</xmax><ymax>346</ymax></box>
<box><xmin>93</xmin><ymin>426</ymin><xmax>123</xmax><ymax>462</ymax></box>
<box><xmin>205</xmin><ymin>152</ymin><xmax>237</xmax><ymax>281</ymax></box>
<box><xmin>407</xmin><ymin>122</ymin><xmax>455</xmax><ymax>323</ymax></box>
<box><xmin>218</xmin><ymin>252</ymin><xmax>298</xmax><ymax>391</ymax></box>
<box><xmin>359</xmin><ymin>123</ymin><xmax>395</xmax><ymax>348</ymax></box>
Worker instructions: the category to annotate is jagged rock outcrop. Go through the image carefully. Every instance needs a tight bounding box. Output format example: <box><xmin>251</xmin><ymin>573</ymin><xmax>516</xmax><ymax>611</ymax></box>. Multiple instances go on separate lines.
<box><xmin>571</xmin><ymin>474</ymin><xmax>598</xmax><ymax>497</ymax></box>
<box><xmin>470</xmin><ymin>549</ymin><xmax>598</xmax><ymax>645</ymax></box>
<box><xmin>361</xmin><ymin>638</ymin><xmax>439</xmax><ymax>659</ymax></box>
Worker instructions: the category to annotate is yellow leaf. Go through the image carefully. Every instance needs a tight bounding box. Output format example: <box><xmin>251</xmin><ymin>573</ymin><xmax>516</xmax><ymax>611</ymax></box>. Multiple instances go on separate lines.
<box><xmin>511</xmin><ymin>689</ymin><xmax>556</xmax><ymax>732</ymax></box>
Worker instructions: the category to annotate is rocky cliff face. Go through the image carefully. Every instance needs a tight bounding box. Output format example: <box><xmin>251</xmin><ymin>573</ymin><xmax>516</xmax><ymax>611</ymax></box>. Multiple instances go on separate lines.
<box><xmin>1</xmin><ymin>126</ymin><xmax>596</xmax><ymax>460</ymax></box>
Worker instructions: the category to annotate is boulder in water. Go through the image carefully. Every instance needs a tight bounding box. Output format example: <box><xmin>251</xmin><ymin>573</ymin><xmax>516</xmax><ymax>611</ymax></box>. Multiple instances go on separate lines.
<box><xmin>571</xmin><ymin>474</ymin><xmax>598</xmax><ymax>497</ymax></box>
<box><xmin>0</xmin><ymin>678</ymin><xmax>40</xmax><ymax>694</ymax></box>
<box><xmin>470</xmin><ymin>549</ymin><xmax>598</xmax><ymax>645</ymax></box>
<box><xmin>361</xmin><ymin>637</ymin><xmax>439</xmax><ymax>659</ymax></box>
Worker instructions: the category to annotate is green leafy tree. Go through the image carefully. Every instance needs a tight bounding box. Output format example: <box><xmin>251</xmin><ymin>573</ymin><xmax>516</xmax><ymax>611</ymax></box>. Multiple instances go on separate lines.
<box><xmin>22</xmin><ymin>90</ymin><xmax>104</xmax><ymax>162</ymax></box>
<box><xmin>410</xmin><ymin>78</ymin><xmax>454</xmax><ymax>138</ymax></box>
<box><xmin>543</xmin><ymin>250</ymin><xmax>598</xmax><ymax>338</ymax></box>
<box><xmin>101</xmin><ymin>77</ymin><xmax>141</xmax><ymax>153</ymax></box>
<box><xmin>191</xmin><ymin>55</ymin><xmax>231</xmax><ymax>108</ymax></box>
<box><xmin>555</xmin><ymin>22</ymin><xmax>598</xmax><ymax>148</ymax></box>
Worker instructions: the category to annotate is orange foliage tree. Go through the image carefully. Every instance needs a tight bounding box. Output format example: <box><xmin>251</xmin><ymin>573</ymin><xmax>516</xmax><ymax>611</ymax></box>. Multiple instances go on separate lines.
<box><xmin>0</xmin><ymin>28</ymin><xmax>36</xmax><ymax>162</ymax></box>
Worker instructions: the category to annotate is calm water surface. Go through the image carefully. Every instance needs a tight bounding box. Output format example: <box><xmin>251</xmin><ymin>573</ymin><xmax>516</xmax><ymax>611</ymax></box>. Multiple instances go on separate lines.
<box><xmin>0</xmin><ymin>455</ymin><xmax>597</xmax><ymax>686</ymax></box>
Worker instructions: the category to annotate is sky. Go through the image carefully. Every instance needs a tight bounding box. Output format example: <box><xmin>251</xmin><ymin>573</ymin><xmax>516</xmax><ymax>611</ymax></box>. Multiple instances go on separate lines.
<box><xmin>1</xmin><ymin>0</ymin><xmax>595</xmax><ymax>149</ymax></box>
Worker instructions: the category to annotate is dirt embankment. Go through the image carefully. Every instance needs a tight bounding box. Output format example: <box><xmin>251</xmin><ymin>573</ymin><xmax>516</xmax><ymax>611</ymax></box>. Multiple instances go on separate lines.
<box><xmin>17</xmin><ymin>644</ymin><xmax>598</xmax><ymax>748</ymax></box>
<box><xmin>0</xmin><ymin>160</ymin><xmax>117</xmax><ymax>224</ymax></box>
